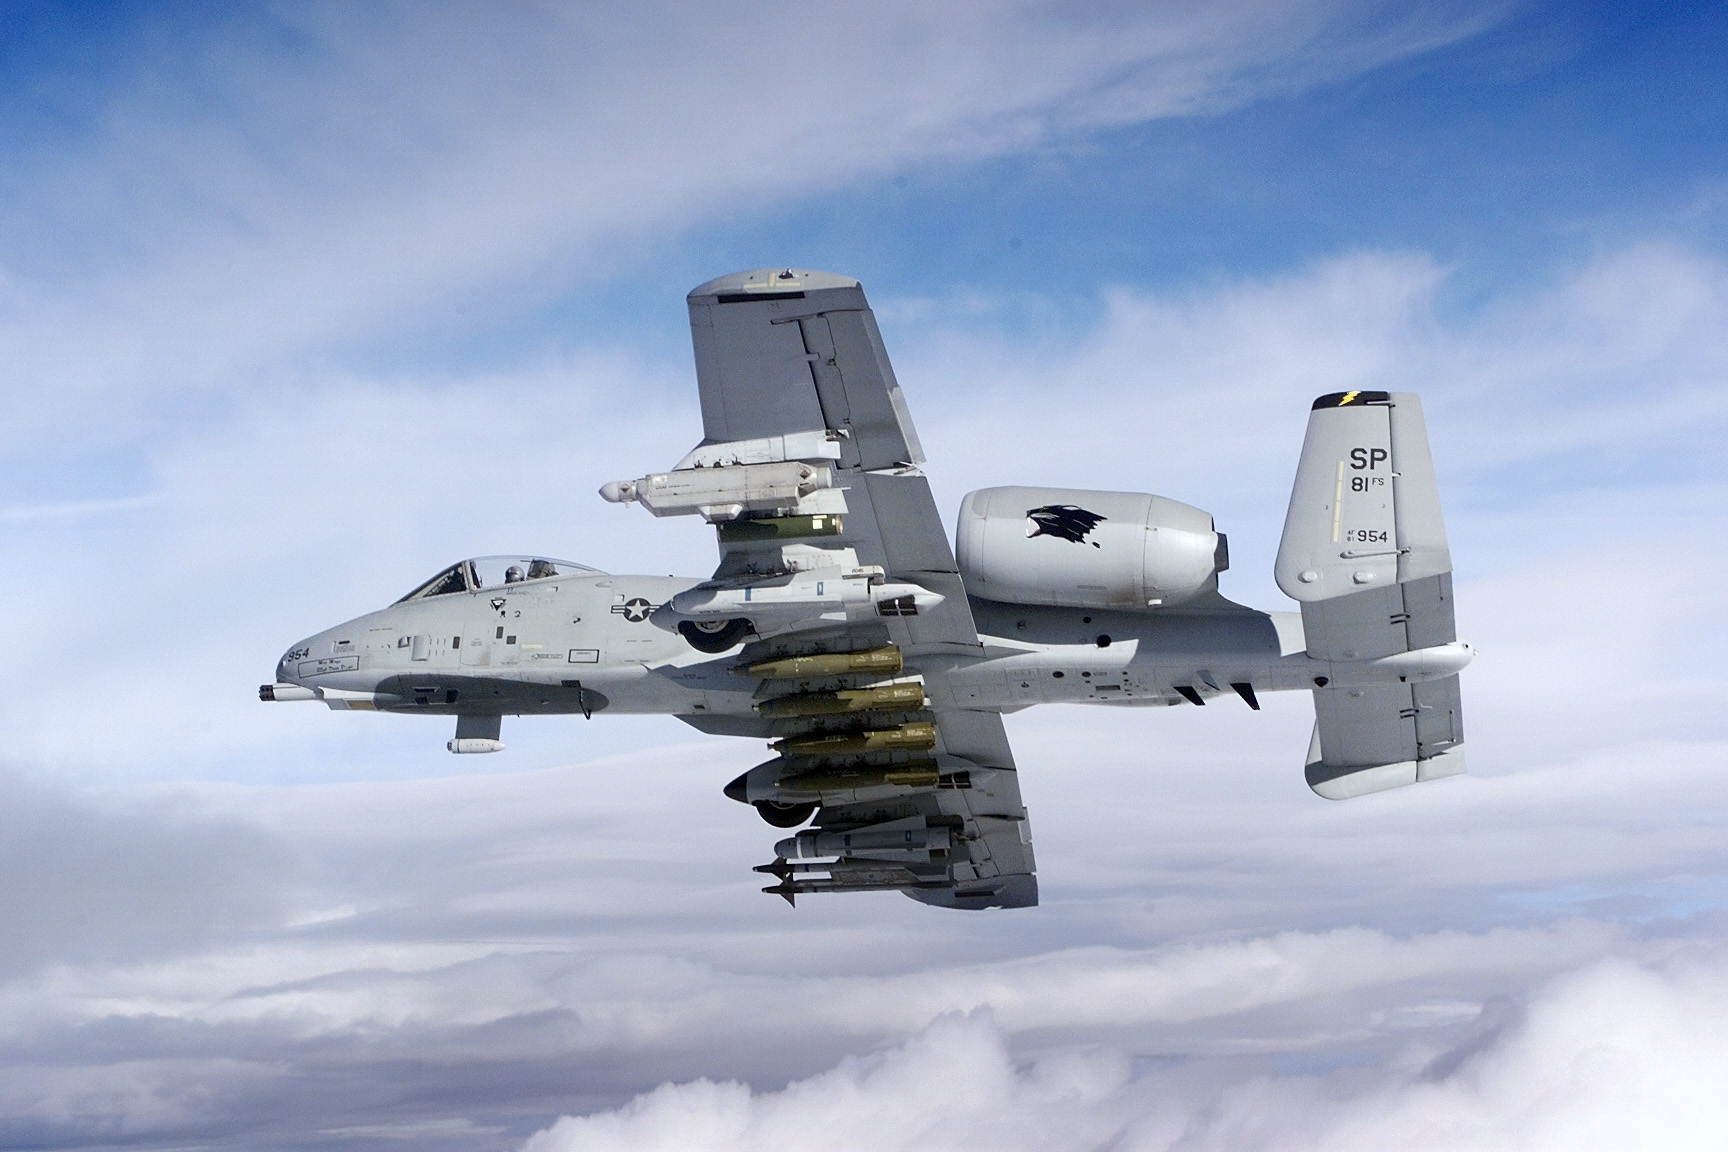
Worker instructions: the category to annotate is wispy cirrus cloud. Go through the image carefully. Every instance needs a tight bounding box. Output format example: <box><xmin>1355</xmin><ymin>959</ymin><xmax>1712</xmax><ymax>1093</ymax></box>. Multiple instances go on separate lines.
<box><xmin>0</xmin><ymin>0</ymin><xmax>1500</xmax><ymax>455</ymax></box>
<box><xmin>0</xmin><ymin>494</ymin><xmax>160</xmax><ymax>523</ymax></box>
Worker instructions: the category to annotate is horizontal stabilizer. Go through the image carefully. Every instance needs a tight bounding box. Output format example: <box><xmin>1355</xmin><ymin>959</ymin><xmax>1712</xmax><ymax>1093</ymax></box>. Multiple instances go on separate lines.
<box><xmin>1305</xmin><ymin>675</ymin><xmax>1465</xmax><ymax>799</ymax></box>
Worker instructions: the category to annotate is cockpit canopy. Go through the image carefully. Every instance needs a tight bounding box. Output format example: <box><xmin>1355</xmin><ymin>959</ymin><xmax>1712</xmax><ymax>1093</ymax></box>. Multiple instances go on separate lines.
<box><xmin>396</xmin><ymin>556</ymin><xmax>602</xmax><ymax>603</ymax></box>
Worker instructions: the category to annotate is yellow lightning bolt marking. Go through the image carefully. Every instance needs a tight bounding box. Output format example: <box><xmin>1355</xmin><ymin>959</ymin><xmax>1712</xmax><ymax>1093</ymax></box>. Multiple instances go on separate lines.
<box><xmin>1339</xmin><ymin>390</ymin><xmax>1361</xmax><ymax>406</ymax></box>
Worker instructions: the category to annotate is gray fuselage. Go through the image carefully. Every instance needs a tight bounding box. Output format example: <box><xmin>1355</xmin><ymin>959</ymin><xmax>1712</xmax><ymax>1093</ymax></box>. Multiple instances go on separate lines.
<box><xmin>275</xmin><ymin>568</ymin><xmax>1324</xmax><ymax>721</ymax></box>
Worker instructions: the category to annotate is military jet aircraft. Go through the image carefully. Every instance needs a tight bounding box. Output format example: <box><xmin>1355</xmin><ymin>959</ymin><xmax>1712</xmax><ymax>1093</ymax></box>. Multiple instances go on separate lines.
<box><xmin>263</xmin><ymin>268</ymin><xmax>1470</xmax><ymax>910</ymax></box>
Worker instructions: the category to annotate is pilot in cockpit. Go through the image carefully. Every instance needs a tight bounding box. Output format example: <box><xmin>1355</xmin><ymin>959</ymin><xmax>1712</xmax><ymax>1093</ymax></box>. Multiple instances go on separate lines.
<box><xmin>504</xmin><ymin>565</ymin><xmax>525</xmax><ymax>584</ymax></box>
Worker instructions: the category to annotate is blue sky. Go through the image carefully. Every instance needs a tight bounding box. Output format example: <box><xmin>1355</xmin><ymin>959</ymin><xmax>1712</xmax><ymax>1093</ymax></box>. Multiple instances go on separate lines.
<box><xmin>675</xmin><ymin>2</ymin><xmax>1728</xmax><ymax>302</ymax></box>
<box><xmin>1</xmin><ymin>2</ymin><xmax>1727</xmax><ymax>1149</ymax></box>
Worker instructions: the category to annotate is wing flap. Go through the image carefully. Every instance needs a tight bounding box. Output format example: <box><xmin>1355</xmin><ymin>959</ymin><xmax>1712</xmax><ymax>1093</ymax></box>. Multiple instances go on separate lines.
<box><xmin>859</xmin><ymin>472</ymin><xmax>956</xmax><ymax>574</ymax></box>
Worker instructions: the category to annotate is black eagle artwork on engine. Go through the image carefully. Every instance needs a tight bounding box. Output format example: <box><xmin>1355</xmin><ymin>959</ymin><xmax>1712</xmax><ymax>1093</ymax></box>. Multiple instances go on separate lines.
<box><xmin>1025</xmin><ymin>504</ymin><xmax>1107</xmax><ymax>547</ymax></box>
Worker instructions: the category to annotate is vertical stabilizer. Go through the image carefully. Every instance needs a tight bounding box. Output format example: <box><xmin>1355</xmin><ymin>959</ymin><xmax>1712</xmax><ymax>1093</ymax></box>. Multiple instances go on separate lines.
<box><xmin>1276</xmin><ymin>391</ymin><xmax>1452</xmax><ymax>604</ymax></box>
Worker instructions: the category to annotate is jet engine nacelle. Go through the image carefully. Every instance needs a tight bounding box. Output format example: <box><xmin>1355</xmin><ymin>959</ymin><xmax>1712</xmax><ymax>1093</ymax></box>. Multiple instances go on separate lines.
<box><xmin>956</xmin><ymin>486</ymin><xmax>1225</xmax><ymax>611</ymax></box>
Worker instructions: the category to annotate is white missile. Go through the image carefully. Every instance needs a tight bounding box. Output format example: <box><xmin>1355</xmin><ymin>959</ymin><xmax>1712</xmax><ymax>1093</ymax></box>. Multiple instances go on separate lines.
<box><xmin>599</xmin><ymin>459</ymin><xmax>833</xmax><ymax>521</ymax></box>
<box><xmin>671</xmin><ymin>567</ymin><xmax>943</xmax><ymax>633</ymax></box>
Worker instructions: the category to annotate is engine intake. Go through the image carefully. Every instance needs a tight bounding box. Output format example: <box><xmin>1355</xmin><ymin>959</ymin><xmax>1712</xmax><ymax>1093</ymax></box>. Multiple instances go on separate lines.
<box><xmin>956</xmin><ymin>486</ymin><xmax>1224</xmax><ymax>610</ymax></box>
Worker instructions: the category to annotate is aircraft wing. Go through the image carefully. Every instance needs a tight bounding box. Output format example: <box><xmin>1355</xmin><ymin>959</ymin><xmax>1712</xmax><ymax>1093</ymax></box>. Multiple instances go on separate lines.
<box><xmin>684</xmin><ymin>269</ymin><xmax>1038</xmax><ymax>909</ymax></box>
<box><xmin>688</xmin><ymin>269</ymin><xmax>979</xmax><ymax>657</ymax></box>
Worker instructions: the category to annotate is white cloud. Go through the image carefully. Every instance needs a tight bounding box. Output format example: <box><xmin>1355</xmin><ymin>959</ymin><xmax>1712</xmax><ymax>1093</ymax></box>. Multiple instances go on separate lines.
<box><xmin>910</xmin><ymin>250</ymin><xmax>1449</xmax><ymax>539</ymax></box>
<box><xmin>523</xmin><ymin>953</ymin><xmax>1728</xmax><ymax>1152</ymax></box>
<box><xmin>0</xmin><ymin>718</ymin><xmax>1720</xmax><ymax>1143</ymax></box>
<box><xmin>522</xmin><ymin>1011</ymin><xmax>1134</xmax><ymax>1152</ymax></box>
<box><xmin>0</xmin><ymin>494</ymin><xmax>162</xmax><ymax>524</ymax></box>
<box><xmin>909</xmin><ymin>241</ymin><xmax>1728</xmax><ymax>515</ymax></box>
<box><xmin>0</xmin><ymin>770</ymin><xmax>287</xmax><ymax>978</ymax></box>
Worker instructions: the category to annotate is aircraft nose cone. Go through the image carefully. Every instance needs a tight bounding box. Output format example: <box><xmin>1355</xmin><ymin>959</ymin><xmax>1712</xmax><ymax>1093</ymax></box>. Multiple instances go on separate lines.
<box><xmin>277</xmin><ymin>640</ymin><xmax>314</xmax><ymax>683</ymax></box>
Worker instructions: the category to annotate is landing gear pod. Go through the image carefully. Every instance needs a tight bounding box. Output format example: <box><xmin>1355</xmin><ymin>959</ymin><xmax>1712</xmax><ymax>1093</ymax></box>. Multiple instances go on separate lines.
<box><xmin>754</xmin><ymin>800</ymin><xmax>817</xmax><ymax>828</ymax></box>
<box><xmin>678</xmin><ymin>618</ymin><xmax>751</xmax><ymax>653</ymax></box>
